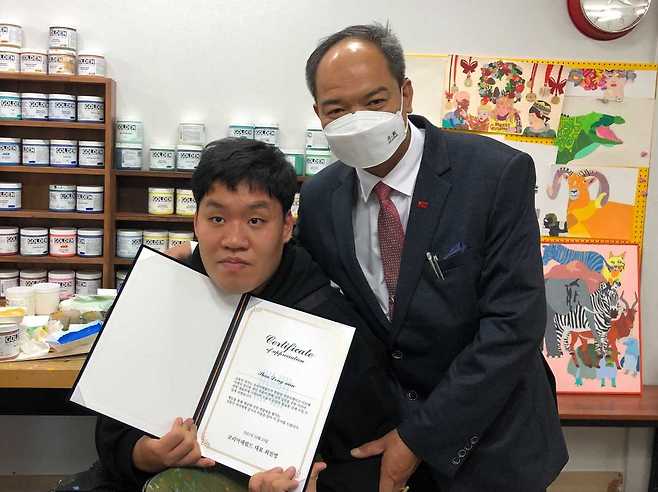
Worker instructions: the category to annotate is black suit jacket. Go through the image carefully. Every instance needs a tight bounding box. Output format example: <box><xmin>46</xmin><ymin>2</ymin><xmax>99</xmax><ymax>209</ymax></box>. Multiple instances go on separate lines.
<box><xmin>297</xmin><ymin>115</ymin><xmax>568</xmax><ymax>491</ymax></box>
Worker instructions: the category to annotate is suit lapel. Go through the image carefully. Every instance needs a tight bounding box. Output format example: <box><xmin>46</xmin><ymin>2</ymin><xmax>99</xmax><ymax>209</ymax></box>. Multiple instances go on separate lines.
<box><xmin>392</xmin><ymin>118</ymin><xmax>452</xmax><ymax>338</ymax></box>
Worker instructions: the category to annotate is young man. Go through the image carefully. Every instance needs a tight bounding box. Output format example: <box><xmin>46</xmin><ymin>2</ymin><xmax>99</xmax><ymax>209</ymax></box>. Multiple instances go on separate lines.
<box><xmin>95</xmin><ymin>138</ymin><xmax>397</xmax><ymax>492</ymax></box>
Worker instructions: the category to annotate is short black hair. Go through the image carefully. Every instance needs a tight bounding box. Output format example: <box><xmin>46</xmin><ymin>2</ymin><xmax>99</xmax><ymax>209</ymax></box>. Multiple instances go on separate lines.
<box><xmin>305</xmin><ymin>22</ymin><xmax>405</xmax><ymax>99</ymax></box>
<box><xmin>192</xmin><ymin>138</ymin><xmax>296</xmax><ymax>215</ymax></box>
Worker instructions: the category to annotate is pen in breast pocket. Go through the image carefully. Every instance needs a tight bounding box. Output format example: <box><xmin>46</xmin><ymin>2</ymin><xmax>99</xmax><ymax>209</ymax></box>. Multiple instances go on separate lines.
<box><xmin>426</xmin><ymin>251</ymin><xmax>445</xmax><ymax>280</ymax></box>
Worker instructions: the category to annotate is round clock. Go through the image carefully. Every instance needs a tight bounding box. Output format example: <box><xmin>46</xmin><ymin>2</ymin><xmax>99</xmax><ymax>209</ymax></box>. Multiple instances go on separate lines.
<box><xmin>568</xmin><ymin>0</ymin><xmax>653</xmax><ymax>40</ymax></box>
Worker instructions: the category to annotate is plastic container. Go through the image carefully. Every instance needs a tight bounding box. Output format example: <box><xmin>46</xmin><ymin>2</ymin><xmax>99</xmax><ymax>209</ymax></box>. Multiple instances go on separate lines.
<box><xmin>49</xmin><ymin>26</ymin><xmax>77</xmax><ymax>50</ymax></box>
<box><xmin>50</xmin><ymin>139</ymin><xmax>78</xmax><ymax>167</ymax></box>
<box><xmin>115</xmin><ymin>270</ymin><xmax>128</xmax><ymax>291</ymax></box>
<box><xmin>76</xmin><ymin>270</ymin><xmax>102</xmax><ymax>295</ymax></box>
<box><xmin>0</xmin><ymin>91</ymin><xmax>21</xmax><ymax>119</ymax></box>
<box><xmin>0</xmin><ymin>24</ymin><xmax>23</xmax><ymax>48</ymax></box>
<box><xmin>76</xmin><ymin>186</ymin><xmax>104</xmax><ymax>213</ymax></box>
<box><xmin>0</xmin><ymin>137</ymin><xmax>20</xmax><ymax>165</ymax></box>
<box><xmin>77</xmin><ymin>54</ymin><xmax>106</xmax><ymax>76</ymax></box>
<box><xmin>0</xmin><ymin>46</ymin><xmax>19</xmax><ymax>72</ymax></box>
<box><xmin>148</xmin><ymin>188</ymin><xmax>175</xmax><ymax>215</ymax></box>
<box><xmin>178</xmin><ymin>123</ymin><xmax>206</xmax><ymax>145</ymax></box>
<box><xmin>116</xmin><ymin>229</ymin><xmax>142</xmax><ymax>259</ymax></box>
<box><xmin>33</xmin><ymin>283</ymin><xmax>61</xmax><ymax>315</ymax></box>
<box><xmin>48</xmin><ymin>48</ymin><xmax>76</xmax><ymax>75</ymax></box>
<box><xmin>48</xmin><ymin>94</ymin><xmax>76</xmax><ymax>121</ymax></box>
<box><xmin>283</xmin><ymin>150</ymin><xmax>305</xmax><ymax>176</ymax></box>
<box><xmin>168</xmin><ymin>231</ymin><xmax>194</xmax><ymax>249</ymax></box>
<box><xmin>19</xmin><ymin>50</ymin><xmax>47</xmax><ymax>73</ymax></box>
<box><xmin>48</xmin><ymin>270</ymin><xmax>75</xmax><ymax>299</ymax></box>
<box><xmin>77</xmin><ymin>96</ymin><xmax>104</xmax><ymax>122</ymax></box>
<box><xmin>0</xmin><ymin>269</ymin><xmax>19</xmax><ymax>297</ymax></box>
<box><xmin>306</xmin><ymin>127</ymin><xmax>329</xmax><ymax>150</ymax></box>
<box><xmin>143</xmin><ymin>230</ymin><xmax>169</xmax><ymax>252</ymax></box>
<box><xmin>20</xmin><ymin>227</ymin><xmax>48</xmax><ymax>256</ymax></box>
<box><xmin>20</xmin><ymin>93</ymin><xmax>48</xmax><ymax>120</ymax></box>
<box><xmin>0</xmin><ymin>320</ymin><xmax>20</xmax><ymax>360</ymax></box>
<box><xmin>228</xmin><ymin>122</ymin><xmax>255</xmax><ymax>139</ymax></box>
<box><xmin>22</xmin><ymin>139</ymin><xmax>49</xmax><ymax>166</ymax></box>
<box><xmin>49</xmin><ymin>228</ymin><xmax>77</xmax><ymax>257</ymax></box>
<box><xmin>0</xmin><ymin>182</ymin><xmax>21</xmax><ymax>210</ymax></box>
<box><xmin>304</xmin><ymin>149</ymin><xmax>334</xmax><ymax>176</ymax></box>
<box><xmin>5</xmin><ymin>286</ymin><xmax>35</xmax><ymax>316</ymax></box>
<box><xmin>19</xmin><ymin>269</ymin><xmax>47</xmax><ymax>287</ymax></box>
<box><xmin>254</xmin><ymin>122</ymin><xmax>279</xmax><ymax>146</ymax></box>
<box><xmin>77</xmin><ymin>228</ymin><xmax>103</xmax><ymax>257</ymax></box>
<box><xmin>0</xmin><ymin>226</ymin><xmax>18</xmax><ymax>255</ymax></box>
<box><xmin>176</xmin><ymin>189</ymin><xmax>196</xmax><ymax>216</ymax></box>
<box><xmin>78</xmin><ymin>141</ymin><xmax>104</xmax><ymax>167</ymax></box>
<box><xmin>49</xmin><ymin>184</ymin><xmax>76</xmax><ymax>211</ymax></box>
<box><xmin>149</xmin><ymin>146</ymin><xmax>176</xmax><ymax>170</ymax></box>
<box><xmin>115</xmin><ymin>142</ymin><xmax>142</xmax><ymax>169</ymax></box>
<box><xmin>176</xmin><ymin>145</ymin><xmax>202</xmax><ymax>171</ymax></box>
<box><xmin>115</xmin><ymin>121</ymin><xmax>144</xmax><ymax>143</ymax></box>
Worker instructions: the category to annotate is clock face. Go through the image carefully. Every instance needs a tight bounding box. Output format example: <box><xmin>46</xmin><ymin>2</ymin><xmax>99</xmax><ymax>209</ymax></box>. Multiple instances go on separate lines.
<box><xmin>580</xmin><ymin>0</ymin><xmax>652</xmax><ymax>33</ymax></box>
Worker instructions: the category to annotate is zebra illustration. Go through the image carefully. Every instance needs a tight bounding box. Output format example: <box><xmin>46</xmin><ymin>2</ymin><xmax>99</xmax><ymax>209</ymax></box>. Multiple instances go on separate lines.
<box><xmin>553</xmin><ymin>282</ymin><xmax>620</xmax><ymax>359</ymax></box>
<box><xmin>542</xmin><ymin>244</ymin><xmax>605</xmax><ymax>272</ymax></box>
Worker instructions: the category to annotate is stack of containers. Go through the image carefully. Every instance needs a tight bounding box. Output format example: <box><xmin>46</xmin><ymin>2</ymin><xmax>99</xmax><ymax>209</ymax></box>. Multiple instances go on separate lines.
<box><xmin>0</xmin><ymin>23</ymin><xmax>22</xmax><ymax>73</ymax></box>
<box><xmin>115</xmin><ymin>120</ymin><xmax>144</xmax><ymax>170</ymax></box>
<box><xmin>227</xmin><ymin>121</ymin><xmax>280</xmax><ymax>148</ymax></box>
<box><xmin>47</xmin><ymin>26</ymin><xmax>77</xmax><ymax>75</ymax></box>
<box><xmin>176</xmin><ymin>123</ymin><xmax>205</xmax><ymax>171</ymax></box>
<box><xmin>303</xmin><ymin>122</ymin><xmax>333</xmax><ymax>176</ymax></box>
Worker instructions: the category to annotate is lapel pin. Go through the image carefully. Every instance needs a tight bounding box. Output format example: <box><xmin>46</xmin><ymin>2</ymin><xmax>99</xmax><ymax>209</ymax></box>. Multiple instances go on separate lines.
<box><xmin>417</xmin><ymin>200</ymin><xmax>429</xmax><ymax>209</ymax></box>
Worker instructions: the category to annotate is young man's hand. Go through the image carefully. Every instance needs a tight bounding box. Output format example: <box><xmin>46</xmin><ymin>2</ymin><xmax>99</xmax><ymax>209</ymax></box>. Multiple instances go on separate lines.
<box><xmin>248</xmin><ymin>462</ymin><xmax>326</xmax><ymax>492</ymax></box>
<box><xmin>132</xmin><ymin>417</ymin><xmax>215</xmax><ymax>473</ymax></box>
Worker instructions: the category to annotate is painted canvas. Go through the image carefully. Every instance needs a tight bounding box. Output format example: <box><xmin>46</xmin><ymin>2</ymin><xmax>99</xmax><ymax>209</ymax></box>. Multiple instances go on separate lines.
<box><xmin>442</xmin><ymin>55</ymin><xmax>566</xmax><ymax>137</ymax></box>
<box><xmin>542</xmin><ymin>242</ymin><xmax>641</xmax><ymax>394</ymax></box>
<box><xmin>555</xmin><ymin>96</ymin><xmax>654</xmax><ymax>166</ymax></box>
<box><xmin>405</xmin><ymin>54</ymin><xmax>448</xmax><ymax>127</ymax></box>
<box><xmin>565</xmin><ymin>67</ymin><xmax>657</xmax><ymax>101</ymax></box>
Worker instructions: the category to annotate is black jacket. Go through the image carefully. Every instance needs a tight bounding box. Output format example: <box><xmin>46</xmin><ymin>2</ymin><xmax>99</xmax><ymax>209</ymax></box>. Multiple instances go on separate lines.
<box><xmin>96</xmin><ymin>243</ymin><xmax>397</xmax><ymax>491</ymax></box>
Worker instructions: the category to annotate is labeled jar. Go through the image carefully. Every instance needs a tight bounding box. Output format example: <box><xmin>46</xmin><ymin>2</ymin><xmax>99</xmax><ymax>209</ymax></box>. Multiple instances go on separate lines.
<box><xmin>48</xmin><ymin>48</ymin><xmax>76</xmax><ymax>75</ymax></box>
<box><xmin>77</xmin><ymin>54</ymin><xmax>106</xmax><ymax>76</ymax></box>
<box><xmin>116</xmin><ymin>229</ymin><xmax>143</xmax><ymax>259</ymax></box>
<box><xmin>34</xmin><ymin>282</ymin><xmax>62</xmax><ymax>314</ymax></box>
<box><xmin>49</xmin><ymin>26</ymin><xmax>77</xmax><ymax>50</ymax></box>
<box><xmin>0</xmin><ymin>270</ymin><xmax>19</xmax><ymax>297</ymax></box>
<box><xmin>22</xmin><ymin>139</ymin><xmax>49</xmax><ymax>166</ymax></box>
<box><xmin>76</xmin><ymin>270</ymin><xmax>102</xmax><ymax>295</ymax></box>
<box><xmin>304</xmin><ymin>150</ymin><xmax>334</xmax><ymax>176</ymax></box>
<box><xmin>77</xmin><ymin>96</ymin><xmax>104</xmax><ymax>122</ymax></box>
<box><xmin>306</xmin><ymin>128</ymin><xmax>329</xmax><ymax>150</ymax></box>
<box><xmin>283</xmin><ymin>150</ymin><xmax>305</xmax><ymax>176</ymax></box>
<box><xmin>115</xmin><ymin>270</ymin><xmax>128</xmax><ymax>290</ymax></box>
<box><xmin>20</xmin><ymin>269</ymin><xmax>47</xmax><ymax>287</ymax></box>
<box><xmin>176</xmin><ymin>189</ymin><xmax>196</xmax><ymax>216</ymax></box>
<box><xmin>49</xmin><ymin>228</ymin><xmax>77</xmax><ymax>257</ymax></box>
<box><xmin>0</xmin><ymin>24</ymin><xmax>23</xmax><ymax>48</ymax></box>
<box><xmin>176</xmin><ymin>145</ymin><xmax>202</xmax><ymax>171</ymax></box>
<box><xmin>148</xmin><ymin>188</ymin><xmax>175</xmax><ymax>215</ymax></box>
<box><xmin>149</xmin><ymin>146</ymin><xmax>176</xmax><ymax>170</ymax></box>
<box><xmin>5</xmin><ymin>286</ymin><xmax>35</xmax><ymax>316</ymax></box>
<box><xmin>0</xmin><ymin>182</ymin><xmax>21</xmax><ymax>210</ymax></box>
<box><xmin>0</xmin><ymin>320</ymin><xmax>20</xmax><ymax>361</ymax></box>
<box><xmin>228</xmin><ymin>122</ymin><xmax>255</xmax><ymax>139</ymax></box>
<box><xmin>254</xmin><ymin>122</ymin><xmax>279</xmax><ymax>146</ymax></box>
<box><xmin>76</xmin><ymin>185</ymin><xmax>104</xmax><ymax>213</ymax></box>
<box><xmin>143</xmin><ymin>230</ymin><xmax>169</xmax><ymax>252</ymax></box>
<box><xmin>20</xmin><ymin>227</ymin><xmax>48</xmax><ymax>256</ymax></box>
<box><xmin>20</xmin><ymin>93</ymin><xmax>48</xmax><ymax>120</ymax></box>
<box><xmin>178</xmin><ymin>123</ymin><xmax>206</xmax><ymax>145</ymax></box>
<box><xmin>48</xmin><ymin>270</ymin><xmax>75</xmax><ymax>299</ymax></box>
<box><xmin>78</xmin><ymin>141</ymin><xmax>104</xmax><ymax>167</ymax></box>
<box><xmin>115</xmin><ymin>121</ymin><xmax>144</xmax><ymax>143</ymax></box>
<box><xmin>77</xmin><ymin>228</ymin><xmax>103</xmax><ymax>257</ymax></box>
<box><xmin>0</xmin><ymin>46</ymin><xmax>19</xmax><ymax>72</ymax></box>
<box><xmin>0</xmin><ymin>137</ymin><xmax>20</xmax><ymax>165</ymax></box>
<box><xmin>19</xmin><ymin>50</ymin><xmax>47</xmax><ymax>73</ymax></box>
<box><xmin>48</xmin><ymin>94</ymin><xmax>76</xmax><ymax>121</ymax></box>
<box><xmin>115</xmin><ymin>142</ymin><xmax>142</xmax><ymax>169</ymax></box>
<box><xmin>168</xmin><ymin>231</ymin><xmax>194</xmax><ymax>248</ymax></box>
<box><xmin>0</xmin><ymin>227</ymin><xmax>18</xmax><ymax>255</ymax></box>
<box><xmin>50</xmin><ymin>139</ymin><xmax>78</xmax><ymax>167</ymax></box>
<box><xmin>0</xmin><ymin>92</ymin><xmax>21</xmax><ymax>119</ymax></box>
<box><xmin>49</xmin><ymin>184</ymin><xmax>76</xmax><ymax>211</ymax></box>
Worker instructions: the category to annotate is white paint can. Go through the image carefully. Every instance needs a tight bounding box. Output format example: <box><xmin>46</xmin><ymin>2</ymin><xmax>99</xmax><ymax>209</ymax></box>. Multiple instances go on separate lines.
<box><xmin>5</xmin><ymin>286</ymin><xmax>35</xmax><ymax>316</ymax></box>
<box><xmin>21</xmin><ymin>93</ymin><xmax>49</xmax><ymax>120</ymax></box>
<box><xmin>48</xmin><ymin>270</ymin><xmax>75</xmax><ymax>299</ymax></box>
<box><xmin>77</xmin><ymin>96</ymin><xmax>104</xmax><ymax>122</ymax></box>
<box><xmin>0</xmin><ymin>46</ymin><xmax>19</xmax><ymax>72</ymax></box>
<box><xmin>0</xmin><ymin>227</ymin><xmax>18</xmax><ymax>255</ymax></box>
<box><xmin>75</xmin><ymin>270</ymin><xmax>102</xmax><ymax>295</ymax></box>
<box><xmin>148</xmin><ymin>188</ymin><xmax>175</xmax><ymax>215</ymax></box>
<box><xmin>0</xmin><ymin>24</ymin><xmax>22</xmax><ymax>48</ymax></box>
<box><xmin>48</xmin><ymin>94</ymin><xmax>76</xmax><ymax>121</ymax></box>
<box><xmin>149</xmin><ymin>146</ymin><xmax>176</xmax><ymax>170</ymax></box>
<box><xmin>77</xmin><ymin>54</ymin><xmax>106</xmax><ymax>76</ymax></box>
<box><xmin>49</xmin><ymin>228</ymin><xmax>77</xmax><ymax>257</ymax></box>
<box><xmin>143</xmin><ymin>230</ymin><xmax>169</xmax><ymax>252</ymax></box>
<box><xmin>22</xmin><ymin>139</ymin><xmax>49</xmax><ymax>166</ymax></box>
<box><xmin>0</xmin><ymin>92</ymin><xmax>21</xmax><ymax>119</ymax></box>
<box><xmin>168</xmin><ymin>231</ymin><xmax>194</xmax><ymax>248</ymax></box>
<box><xmin>49</xmin><ymin>26</ymin><xmax>77</xmax><ymax>50</ymax></box>
<box><xmin>34</xmin><ymin>282</ymin><xmax>62</xmax><ymax>314</ymax></box>
<box><xmin>49</xmin><ymin>184</ymin><xmax>76</xmax><ymax>211</ymax></box>
<box><xmin>116</xmin><ymin>229</ymin><xmax>143</xmax><ymax>259</ymax></box>
<box><xmin>0</xmin><ymin>270</ymin><xmax>19</xmax><ymax>297</ymax></box>
<box><xmin>176</xmin><ymin>189</ymin><xmax>196</xmax><ymax>216</ymax></box>
<box><xmin>116</xmin><ymin>142</ymin><xmax>142</xmax><ymax>169</ymax></box>
<box><xmin>176</xmin><ymin>145</ymin><xmax>202</xmax><ymax>171</ymax></box>
<box><xmin>76</xmin><ymin>185</ymin><xmax>104</xmax><ymax>213</ymax></box>
<box><xmin>20</xmin><ymin>228</ymin><xmax>48</xmax><ymax>256</ymax></box>
<box><xmin>77</xmin><ymin>228</ymin><xmax>103</xmax><ymax>257</ymax></box>
<box><xmin>0</xmin><ymin>320</ymin><xmax>20</xmax><ymax>361</ymax></box>
<box><xmin>48</xmin><ymin>48</ymin><xmax>76</xmax><ymax>75</ymax></box>
<box><xmin>254</xmin><ymin>122</ymin><xmax>279</xmax><ymax>146</ymax></box>
<box><xmin>115</xmin><ymin>121</ymin><xmax>143</xmax><ymax>143</ymax></box>
<box><xmin>78</xmin><ymin>141</ymin><xmax>104</xmax><ymax>167</ymax></box>
<box><xmin>0</xmin><ymin>138</ymin><xmax>20</xmax><ymax>165</ymax></box>
<box><xmin>178</xmin><ymin>123</ymin><xmax>206</xmax><ymax>145</ymax></box>
<box><xmin>19</xmin><ymin>269</ymin><xmax>47</xmax><ymax>287</ymax></box>
<box><xmin>20</xmin><ymin>50</ymin><xmax>47</xmax><ymax>73</ymax></box>
<box><xmin>50</xmin><ymin>139</ymin><xmax>78</xmax><ymax>167</ymax></box>
<box><xmin>228</xmin><ymin>122</ymin><xmax>255</xmax><ymax>139</ymax></box>
<box><xmin>0</xmin><ymin>182</ymin><xmax>21</xmax><ymax>210</ymax></box>
<box><xmin>304</xmin><ymin>149</ymin><xmax>334</xmax><ymax>176</ymax></box>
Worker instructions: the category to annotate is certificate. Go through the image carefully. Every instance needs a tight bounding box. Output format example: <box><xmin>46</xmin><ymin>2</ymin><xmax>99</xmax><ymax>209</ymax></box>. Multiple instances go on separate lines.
<box><xmin>71</xmin><ymin>246</ymin><xmax>354</xmax><ymax>492</ymax></box>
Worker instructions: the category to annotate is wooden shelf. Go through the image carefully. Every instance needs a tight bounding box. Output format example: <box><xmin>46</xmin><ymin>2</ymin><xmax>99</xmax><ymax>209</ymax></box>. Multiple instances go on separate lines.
<box><xmin>113</xmin><ymin>257</ymin><xmax>134</xmax><ymax>266</ymax></box>
<box><xmin>0</xmin><ymin>210</ymin><xmax>104</xmax><ymax>220</ymax></box>
<box><xmin>115</xmin><ymin>170</ymin><xmax>193</xmax><ymax>179</ymax></box>
<box><xmin>0</xmin><ymin>120</ymin><xmax>105</xmax><ymax>130</ymax></box>
<box><xmin>0</xmin><ymin>255</ymin><xmax>104</xmax><ymax>265</ymax></box>
<box><xmin>558</xmin><ymin>385</ymin><xmax>658</xmax><ymax>422</ymax></box>
<box><xmin>0</xmin><ymin>72</ymin><xmax>109</xmax><ymax>85</ymax></box>
<box><xmin>116</xmin><ymin>212</ymin><xmax>194</xmax><ymax>222</ymax></box>
<box><xmin>0</xmin><ymin>166</ymin><xmax>105</xmax><ymax>175</ymax></box>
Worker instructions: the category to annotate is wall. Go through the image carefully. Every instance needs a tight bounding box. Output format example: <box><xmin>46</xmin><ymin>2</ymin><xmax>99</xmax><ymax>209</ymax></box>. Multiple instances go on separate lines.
<box><xmin>1</xmin><ymin>0</ymin><xmax>657</xmax><ymax>489</ymax></box>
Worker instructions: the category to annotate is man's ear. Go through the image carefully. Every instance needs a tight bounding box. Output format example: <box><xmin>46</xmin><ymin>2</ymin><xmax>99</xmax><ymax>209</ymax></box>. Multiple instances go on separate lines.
<box><xmin>403</xmin><ymin>78</ymin><xmax>414</xmax><ymax>115</ymax></box>
<box><xmin>283</xmin><ymin>211</ymin><xmax>294</xmax><ymax>243</ymax></box>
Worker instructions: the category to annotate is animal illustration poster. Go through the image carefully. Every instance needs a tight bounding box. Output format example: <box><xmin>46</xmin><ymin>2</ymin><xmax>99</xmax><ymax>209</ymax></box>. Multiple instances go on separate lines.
<box><xmin>542</xmin><ymin>242</ymin><xmax>641</xmax><ymax>394</ymax></box>
<box><xmin>565</xmin><ymin>67</ymin><xmax>657</xmax><ymax>101</ymax></box>
<box><xmin>555</xmin><ymin>96</ymin><xmax>654</xmax><ymax>166</ymax></box>
<box><xmin>442</xmin><ymin>55</ymin><xmax>566</xmax><ymax>137</ymax></box>
<box><xmin>405</xmin><ymin>54</ymin><xmax>448</xmax><ymax>126</ymax></box>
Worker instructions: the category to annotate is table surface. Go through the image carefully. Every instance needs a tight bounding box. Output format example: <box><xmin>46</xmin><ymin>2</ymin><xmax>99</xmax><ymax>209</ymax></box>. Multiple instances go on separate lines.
<box><xmin>0</xmin><ymin>356</ymin><xmax>85</xmax><ymax>389</ymax></box>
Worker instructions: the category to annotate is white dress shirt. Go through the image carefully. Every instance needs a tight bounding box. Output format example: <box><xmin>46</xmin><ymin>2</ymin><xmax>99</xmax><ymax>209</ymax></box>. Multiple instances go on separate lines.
<box><xmin>353</xmin><ymin>121</ymin><xmax>425</xmax><ymax>319</ymax></box>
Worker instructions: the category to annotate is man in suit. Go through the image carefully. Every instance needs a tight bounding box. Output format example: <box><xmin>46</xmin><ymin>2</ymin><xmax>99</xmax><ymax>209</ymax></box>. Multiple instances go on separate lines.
<box><xmin>295</xmin><ymin>23</ymin><xmax>569</xmax><ymax>491</ymax></box>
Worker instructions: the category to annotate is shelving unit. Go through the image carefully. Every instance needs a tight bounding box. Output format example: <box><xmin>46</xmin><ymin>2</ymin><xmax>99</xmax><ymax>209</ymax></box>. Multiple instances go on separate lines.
<box><xmin>0</xmin><ymin>73</ymin><xmax>116</xmax><ymax>288</ymax></box>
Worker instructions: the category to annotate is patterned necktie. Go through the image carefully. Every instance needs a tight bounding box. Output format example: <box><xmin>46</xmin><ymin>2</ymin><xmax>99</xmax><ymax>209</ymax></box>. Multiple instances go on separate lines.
<box><xmin>373</xmin><ymin>181</ymin><xmax>405</xmax><ymax>318</ymax></box>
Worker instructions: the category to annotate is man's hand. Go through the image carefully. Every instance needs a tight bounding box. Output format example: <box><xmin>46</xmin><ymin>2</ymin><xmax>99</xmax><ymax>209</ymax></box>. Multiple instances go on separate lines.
<box><xmin>165</xmin><ymin>241</ymin><xmax>193</xmax><ymax>260</ymax></box>
<box><xmin>132</xmin><ymin>417</ymin><xmax>215</xmax><ymax>473</ymax></box>
<box><xmin>249</xmin><ymin>462</ymin><xmax>326</xmax><ymax>492</ymax></box>
<box><xmin>351</xmin><ymin>429</ymin><xmax>420</xmax><ymax>492</ymax></box>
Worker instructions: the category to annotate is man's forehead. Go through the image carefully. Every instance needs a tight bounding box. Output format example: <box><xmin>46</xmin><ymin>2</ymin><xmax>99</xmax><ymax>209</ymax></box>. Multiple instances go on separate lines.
<box><xmin>205</xmin><ymin>182</ymin><xmax>276</xmax><ymax>207</ymax></box>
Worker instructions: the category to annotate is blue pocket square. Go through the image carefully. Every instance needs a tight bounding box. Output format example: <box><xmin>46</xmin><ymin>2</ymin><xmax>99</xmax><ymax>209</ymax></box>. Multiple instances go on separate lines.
<box><xmin>443</xmin><ymin>241</ymin><xmax>467</xmax><ymax>260</ymax></box>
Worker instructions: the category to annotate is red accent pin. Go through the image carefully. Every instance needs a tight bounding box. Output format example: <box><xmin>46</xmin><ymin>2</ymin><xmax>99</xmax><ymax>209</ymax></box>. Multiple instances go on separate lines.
<box><xmin>417</xmin><ymin>200</ymin><xmax>429</xmax><ymax>209</ymax></box>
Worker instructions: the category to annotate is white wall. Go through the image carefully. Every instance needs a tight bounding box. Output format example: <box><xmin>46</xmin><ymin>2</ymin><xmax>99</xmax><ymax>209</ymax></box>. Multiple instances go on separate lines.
<box><xmin>2</xmin><ymin>0</ymin><xmax>657</xmax><ymax>489</ymax></box>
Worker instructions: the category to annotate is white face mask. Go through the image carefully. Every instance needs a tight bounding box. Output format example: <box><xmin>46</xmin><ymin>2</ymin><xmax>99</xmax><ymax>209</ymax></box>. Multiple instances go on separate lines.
<box><xmin>322</xmin><ymin>88</ymin><xmax>408</xmax><ymax>169</ymax></box>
